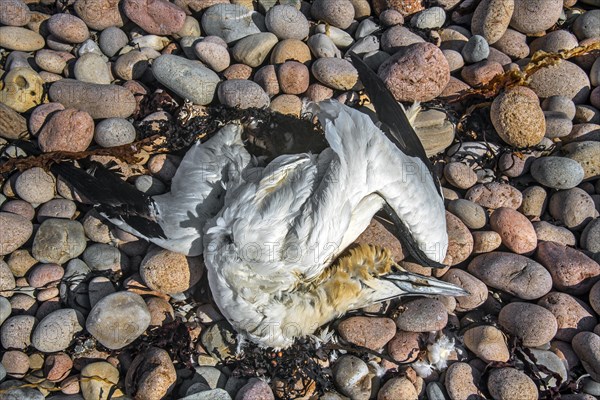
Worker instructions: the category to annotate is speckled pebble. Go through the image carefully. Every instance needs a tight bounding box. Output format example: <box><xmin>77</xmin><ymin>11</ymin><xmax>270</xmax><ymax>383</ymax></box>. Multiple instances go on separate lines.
<box><xmin>94</xmin><ymin>118</ymin><xmax>136</xmax><ymax>148</ymax></box>
<box><xmin>573</xmin><ymin>10</ymin><xmax>600</xmax><ymax>41</ymax></box>
<box><xmin>490</xmin><ymin>207</ymin><xmax>537</xmax><ymax>254</ymax></box>
<box><xmin>113</xmin><ymin>51</ymin><xmax>149</xmax><ymax>81</ymax></box>
<box><xmin>529</xmin><ymin>60</ymin><xmax>591</xmax><ymax>104</ymax></box>
<box><xmin>32</xmin><ymin>219</ymin><xmax>86</xmax><ymax>264</ymax></box>
<box><xmin>532</xmin><ymin>221</ymin><xmax>576</xmax><ymax>246</ymax></box>
<box><xmin>490</xmin><ymin>86</ymin><xmax>545</xmax><ymax>147</ymax></box>
<box><xmin>232</xmin><ymin>32</ymin><xmax>278</xmax><ymax>68</ymax></box>
<box><xmin>471</xmin><ymin>0</ymin><xmax>514</xmax><ymax>44</ymax></box>
<box><xmin>311</xmin><ymin>0</ymin><xmax>355</xmax><ymax>29</ymax></box>
<box><xmin>387</xmin><ymin>331</ymin><xmax>421</xmax><ymax>363</ymax></box>
<box><xmin>472</xmin><ymin>230</ymin><xmax>502</xmax><ymax>254</ymax></box>
<box><xmin>37</xmin><ymin>198</ymin><xmax>77</xmax><ymax>222</ymax></box>
<box><xmin>1</xmin><ymin>350</ymin><xmax>29</xmax><ymax>378</ymax></box>
<box><xmin>0</xmin><ymin>212</ymin><xmax>33</xmax><ymax>256</ymax></box>
<box><xmin>465</xmin><ymin>182</ymin><xmax>523</xmax><ymax>209</ymax></box>
<box><xmin>444</xmin><ymin>362</ymin><xmax>484</xmax><ymax>400</ymax></box>
<box><xmin>337</xmin><ymin>316</ymin><xmax>396</xmax><ymax>350</ymax></box>
<box><xmin>443</xmin><ymin>162</ymin><xmax>477</xmax><ymax>189</ymax></box>
<box><xmin>581</xmin><ymin>218</ymin><xmax>600</xmax><ymax>253</ymax></box>
<box><xmin>125</xmin><ymin>346</ymin><xmax>177</xmax><ymax>399</ymax></box>
<box><xmin>122</xmin><ymin>0</ymin><xmax>186</xmax><ymax>36</ymax></box>
<box><xmin>381</xmin><ymin>25</ymin><xmax>424</xmax><ymax>53</ymax></box>
<box><xmin>510</xmin><ymin>0</ymin><xmax>562</xmax><ymax>34</ymax></box>
<box><xmin>236</xmin><ymin>377</ymin><xmax>275</xmax><ymax>400</ymax></box>
<box><xmin>488</xmin><ymin>368</ymin><xmax>537</xmax><ymax>400</ymax></box>
<box><xmin>218</xmin><ymin>80</ymin><xmax>270</xmax><ymax>109</ymax></box>
<box><xmin>31</xmin><ymin>308</ymin><xmax>84</xmax><ymax>353</ymax></box>
<box><xmin>445</xmin><ymin>211</ymin><xmax>474</xmax><ymax>266</ymax></box>
<box><xmin>395</xmin><ymin>298</ymin><xmax>448</xmax><ymax>332</ymax></box>
<box><xmin>201</xmin><ymin>4</ymin><xmax>261</xmax><ymax>44</ymax></box>
<box><xmin>538</xmin><ymin>292</ymin><xmax>597</xmax><ymax>342</ymax></box>
<box><xmin>44</xmin><ymin>352</ymin><xmax>73</xmax><ymax>382</ymax></box>
<box><xmin>562</xmin><ymin>141</ymin><xmax>600</xmax><ymax>181</ymax></box>
<box><xmin>270</xmin><ymin>38</ymin><xmax>312</xmax><ymax>64</ymax></box>
<box><xmin>542</xmin><ymin>96</ymin><xmax>576</xmax><ymax>120</ymax></box>
<box><xmin>0</xmin><ymin>315</ymin><xmax>36</xmax><ymax>349</ymax></box>
<box><xmin>590</xmin><ymin>281</ymin><xmax>600</xmax><ymax>315</ymax></box>
<box><xmin>14</xmin><ymin>167</ymin><xmax>56</xmax><ymax>204</ymax></box>
<box><xmin>548</xmin><ymin>187</ymin><xmax>596</xmax><ymax>230</ymax></box>
<box><xmin>536</xmin><ymin>241</ymin><xmax>600</xmax><ymax>295</ymax></box>
<box><xmin>277</xmin><ymin>61</ymin><xmax>309</xmax><ymax>95</ymax></box>
<box><xmin>140</xmin><ymin>247</ymin><xmax>204</xmax><ymax>294</ymax></box>
<box><xmin>378</xmin><ymin>42</ymin><xmax>449</xmax><ymax>102</ymax></box>
<box><xmin>499</xmin><ymin>302</ymin><xmax>557</xmax><ymax>347</ymax></box>
<box><xmin>81</xmin><ymin>361</ymin><xmax>123</xmax><ymax>400</ymax></box>
<box><xmin>461</xmin><ymin>60</ymin><xmax>504</xmax><ymax>86</ymax></box>
<box><xmin>74</xmin><ymin>52</ymin><xmax>112</xmax><ymax>84</ymax></box>
<box><xmin>468</xmin><ymin>252</ymin><xmax>552</xmax><ymax>300</ymax></box>
<box><xmin>378</xmin><ymin>377</ymin><xmax>417</xmax><ymax>400</ymax></box>
<box><xmin>27</xmin><ymin>263</ymin><xmax>64</xmax><ymax>288</ymax></box>
<box><xmin>572</xmin><ymin>332</ymin><xmax>600</xmax><ymax>381</ymax></box>
<box><xmin>194</xmin><ymin>41</ymin><xmax>231</xmax><ymax>73</ymax></box>
<box><xmin>38</xmin><ymin>108</ymin><xmax>95</xmax><ymax>153</ymax></box>
<box><xmin>266</xmin><ymin>5</ymin><xmax>309</xmax><ymax>40</ymax></box>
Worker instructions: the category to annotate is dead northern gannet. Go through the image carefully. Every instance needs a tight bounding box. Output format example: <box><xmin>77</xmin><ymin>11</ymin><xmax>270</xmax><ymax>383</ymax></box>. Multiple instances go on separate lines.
<box><xmin>202</xmin><ymin>56</ymin><xmax>466</xmax><ymax>349</ymax></box>
<box><xmin>53</xmin><ymin>123</ymin><xmax>251</xmax><ymax>256</ymax></box>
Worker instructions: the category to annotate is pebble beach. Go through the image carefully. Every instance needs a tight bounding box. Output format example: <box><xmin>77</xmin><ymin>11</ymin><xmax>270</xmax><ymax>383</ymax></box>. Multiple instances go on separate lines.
<box><xmin>0</xmin><ymin>0</ymin><xmax>599</xmax><ymax>399</ymax></box>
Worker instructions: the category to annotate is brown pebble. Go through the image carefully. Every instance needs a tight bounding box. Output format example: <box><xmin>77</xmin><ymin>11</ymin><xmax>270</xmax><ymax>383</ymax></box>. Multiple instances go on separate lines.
<box><xmin>465</xmin><ymin>182</ymin><xmax>523</xmax><ymax>209</ymax></box>
<box><xmin>463</xmin><ymin>325</ymin><xmax>510</xmax><ymax>363</ymax></box>
<box><xmin>387</xmin><ymin>331</ymin><xmax>421</xmax><ymax>363</ymax></box>
<box><xmin>461</xmin><ymin>60</ymin><xmax>504</xmax><ymax>86</ymax></box>
<box><xmin>395</xmin><ymin>298</ymin><xmax>448</xmax><ymax>332</ymax></box>
<box><xmin>472</xmin><ymin>231</ymin><xmax>502</xmax><ymax>253</ymax></box>
<box><xmin>337</xmin><ymin>316</ymin><xmax>396</xmax><ymax>350</ymax></box>
<box><xmin>489</xmin><ymin>207</ymin><xmax>537</xmax><ymax>254</ymax></box>
<box><xmin>488</xmin><ymin>367</ymin><xmax>538</xmax><ymax>400</ymax></box>
<box><xmin>444</xmin><ymin>362</ymin><xmax>485</xmax><ymax>400</ymax></box>
<box><xmin>140</xmin><ymin>247</ymin><xmax>204</xmax><ymax>294</ymax></box>
<box><xmin>498</xmin><ymin>302</ymin><xmax>558</xmax><ymax>347</ymax></box>
<box><xmin>37</xmin><ymin>108</ymin><xmax>94</xmax><ymax>153</ymax></box>
<box><xmin>1</xmin><ymin>350</ymin><xmax>30</xmax><ymax>378</ymax></box>
<box><xmin>536</xmin><ymin>241</ymin><xmax>600</xmax><ymax>295</ymax></box>
<box><xmin>44</xmin><ymin>352</ymin><xmax>73</xmax><ymax>382</ymax></box>
<box><xmin>444</xmin><ymin>211</ymin><xmax>473</xmax><ymax>266</ymax></box>
<box><xmin>538</xmin><ymin>292</ymin><xmax>597</xmax><ymax>342</ymax></box>
<box><xmin>442</xmin><ymin>269</ymin><xmax>487</xmax><ymax>312</ymax></box>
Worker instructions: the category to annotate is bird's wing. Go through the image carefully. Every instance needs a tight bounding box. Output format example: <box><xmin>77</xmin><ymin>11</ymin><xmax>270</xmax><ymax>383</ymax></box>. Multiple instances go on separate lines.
<box><xmin>349</xmin><ymin>52</ymin><xmax>443</xmax><ymax>199</ymax></box>
<box><xmin>51</xmin><ymin>162</ymin><xmax>166</xmax><ymax>239</ymax></box>
<box><xmin>150</xmin><ymin>124</ymin><xmax>251</xmax><ymax>255</ymax></box>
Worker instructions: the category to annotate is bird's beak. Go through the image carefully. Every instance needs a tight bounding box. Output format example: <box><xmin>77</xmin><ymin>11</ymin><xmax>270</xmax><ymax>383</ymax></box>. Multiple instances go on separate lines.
<box><xmin>383</xmin><ymin>269</ymin><xmax>469</xmax><ymax>297</ymax></box>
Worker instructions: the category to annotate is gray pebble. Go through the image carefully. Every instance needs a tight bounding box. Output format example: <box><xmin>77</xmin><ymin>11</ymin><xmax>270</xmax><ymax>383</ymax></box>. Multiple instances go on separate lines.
<box><xmin>362</xmin><ymin>50</ymin><xmax>390</xmax><ymax>71</ymax></box>
<box><xmin>153</xmin><ymin>55</ymin><xmax>220</xmax><ymax>105</ymax></box>
<box><xmin>82</xmin><ymin>243</ymin><xmax>128</xmax><ymax>272</ymax></box>
<box><xmin>533</xmin><ymin>221</ymin><xmax>577</xmax><ymax>246</ymax></box>
<box><xmin>217</xmin><ymin>80</ymin><xmax>270</xmax><ymax>109</ymax></box>
<box><xmin>74</xmin><ymin>53</ymin><xmax>111</xmax><ymax>84</ymax></box>
<box><xmin>395</xmin><ymin>298</ymin><xmax>448</xmax><ymax>332</ymax></box>
<box><xmin>94</xmin><ymin>118</ymin><xmax>136</xmax><ymax>148</ymax></box>
<box><xmin>575</xmin><ymin>105</ymin><xmax>600</xmax><ymax>125</ymax></box>
<box><xmin>307</xmin><ymin>34</ymin><xmax>341</xmax><ymax>59</ymax></box>
<box><xmin>135</xmin><ymin>175</ymin><xmax>166</xmax><ymax>196</ymax></box>
<box><xmin>461</xmin><ymin>35</ymin><xmax>489</xmax><ymax>64</ymax></box>
<box><xmin>77</xmin><ymin>39</ymin><xmax>104</xmax><ymax>59</ymax></box>
<box><xmin>180</xmin><ymin>35</ymin><xmax>202</xmax><ymax>59</ymax></box>
<box><xmin>0</xmin><ymin>297</ymin><xmax>11</xmax><ymax>327</ymax></box>
<box><xmin>231</xmin><ymin>32</ymin><xmax>278</xmax><ymax>68</ymax></box>
<box><xmin>332</xmin><ymin>355</ymin><xmax>371</xmax><ymax>399</ymax></box>
<box><xmin>411</xmin><ymin>6</ymin><xmax>446</xmax><ymax>30</ymax></box>
<box><xmin>37</xmin><ymin>198</ymin><xmax>77</xmax><ymax>222</ymax></box>
<box><xmin>311</xmin><ymin>0</ymin><xmax>355</xmax><ymax>30</ymax></box>
<box><xmin>346</xmin><ymin>35</ymin><xmax>379</xmax><ymax>57</ymax></box>
<box><xmin>201</xmin><ymin>4</ymin><xmax>262</xmax><ymax>44</ymax></box>
<box><xmin>381</xmin><ymin>25</ymin><xmax>424</xmax><ymax>53</ymax></box>
<box><xmin>544</xmin><ymin>111</ymin><xmax>573</xmax><ymax>138</ymax></box>
<box><xmin>530</xmin><ymin>156</ymin><xmax>585</xmax><ymax>189</ymax></box>
<box><xmin>516</xmin><ymin>348</ymin><xmax>568</xmax><ymax>389</ymax></box>
<box><xmin>0</xmin><ymin>315</ymin><xmax>36</xmax><ymax>350</ymax></box>
<box><xmin>0</xmin><ymin>387</ymin><xmax>45</xmax><ymax>400</ymax></box>
<box><xmin>0</xmin><ymin>362</ymin><xmax>5</xmax><ymax>383</ymax></box>
<box><xmin>542</xmin><ymin>95</ymin><xmax>576</xmax><ymax>120</ymax></box>
<box><xmin>447</xmin><ymin>199</ymin><xmax>487</xmax><ymax>229</ymax></box>
<box><xmin>426</xmin><ymin>381</ymin><xmax>448</xmax><ymax>400</ymax></box>
<box><xmin>86</xmin><ymin>291</ymin><xmax>151</xmax><ymax>349</ymax></box>
<box><xmin>311</xmin><ymin>57</ymin><xmax>358</xmax><ymax>90</ymax></box>
<box><xmin>265</xmin><ymin>5</ymin><xmax>309</xmax><ymax>40</ymax></box>
<box><xmin>193</xmin><ymin>366</ymin><xmax>227</xmax><ymax>389</ymax></box>
<box><xmin>573</xmin><ymin>10</ymin><xmax>600</xmax><ymax>40</ymax></box>
<box><xmin>99</xmin><ymin>27</ymin><xmax>128</xmax><ymax>58</ymax></box>
<box><xmin>355</xmin><ymin>17</ymin><xmax>381</xmax><ymax>40</ymax></box>
<box><xmin>591</xmin><ymin>58</ymin><xmax>600</xmax><ymax>87</ymax></box>
<box><xmin>32</xmin><ymin>219</ymin><xmax>86</xmax><ymax>264</ymax></box>
<box><xmin>548</xmin><ymin>187</ymin><xmax>596</xmax><ymax>230</ymax></box>
<box><xmin>582</xmin><ymin>377</ymin><xmax>600</xmax><ymax>397</ymax></box>
<box><xmin>14</xmin><ymin>167</ymin><xmax>56</xmax><ymax>204</ymax></box>
<box><xmin>178</xmin><ymin>389</ymin><xmax>232</xmax><ymax>400</ymax></box>
<box><xmin>31</xmin><ymin>308</ymin><xmax>84</xmax><ymax>353</ymax></box>
<box><xmin>581</xmin><ymin>218</ymin><xmax>600</xmax><ymax>253</ymax></box>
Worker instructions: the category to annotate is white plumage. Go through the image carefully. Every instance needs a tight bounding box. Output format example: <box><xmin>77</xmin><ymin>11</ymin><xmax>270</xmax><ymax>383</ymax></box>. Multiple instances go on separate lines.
<box><xmin>203</xmin><ymin>100</ymin><xmax>462</xmax><ymax>349</ymax></box>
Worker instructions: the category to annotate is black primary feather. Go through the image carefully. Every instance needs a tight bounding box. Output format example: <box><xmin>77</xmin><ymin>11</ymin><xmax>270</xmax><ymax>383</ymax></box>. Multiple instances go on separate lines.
<box><xmin>349</xmin><ymin>52</ymin><xmax>443</xmax><ymax>198</ymax></box>
<box><xmin>51</xmin><ymin>162</ymin><xmax>166</xmax><ymax>239</ymax></box>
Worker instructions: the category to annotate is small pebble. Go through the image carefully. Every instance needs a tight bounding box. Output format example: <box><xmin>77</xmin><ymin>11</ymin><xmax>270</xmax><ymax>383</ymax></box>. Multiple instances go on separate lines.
<box><xmin>395</xmin><ymin>298</ymin><xmax>448</xmax><ymax>332</ymax></box>
<box><xmin>81</xmin><ymin>361</ymin><xmax>123</xmax><ymax>400</ymax></box>
<box><xmin>529</xmin><ymin>60</ymin><xmax>591</xmax><ymax>104</ymax></box>
<box><xmin>531</xmin><ymin>156</ymin><xmax>584</xmax><ymax>190</ymax></box>
<box><xmin>463</xmin><ymin>325</ymin><xmax>510</xmax><ymax>363</ymax></box>
<box><xmin>548</xmin><ymin>187</ymin><xmax>596</xmax><ymax>230</ymax></box>
<box><xmin>378</xmin><ymin>377</ymin><xmax>418</xmax><ymax>400</ymax></box>
<box><xmin>465</xmin><ymin>182</ymin><xmax>523</xmax><ymax>209</ymax></box>
<box><xmin>572</xmin><ymin>9</ymin><xmax>600</xmax><ymax>41</ymax></box>
<box><xmin>32</xmin><ymin>219</ymin><xmax>86</xmax><ymax>264</ymax></box>
<box><xmin>490</xmin><ymin>207</ymin><xmax>537</xmax><ymax>254</ymax></box>
<box><xmin>0</xmin><ymin>212</ymin><xmax>33</xmax><ymax>256</ymax></box>
<box><xmin>536</xmin><ymin>241</ymin><xmax>600</xmax><ymax>295</ymax></box>
<box><xmin>444</xmin><ymin>363</ymin><xmax>484</xmax><ymax>400</ymax></box>
<box><xmin>125</xmin><ymin>346</ymin><xmax>177</xmax><ymax>399</ymax></box>
<box><xmin>311</xmin><ymin>58</ymin><xmax>358</xmax><ymax>91</ymax></box>
<box><xmin>488</xmin><ymin>367</ymin><xmax>538</xmax><ymax>400</ymax></box>
<box><xmin>82</xmin><ymin>243</ymin><xmax>128</xmax><ymax>272</ymax></box>
<box><xmin>311</xmin><ymin>0</ymin><xmax>355</xmax><ymax>29</ymax></box>
<box><xmin>447</xmin><ymin>199</ymin><xmax>486</xmax><ymax>230</ymax></box>
<box><xmin>542</xmin><ymin>95</ymin><xmax>576</xmax><ymax>120</ymax></box>
<box><xmin>471</xmin><ymin>0</ymin><xmax>514</xmax><ymax>44</ymax></box>
<box><xmin>1</xmin><ymin>350</ymin><xmax>30</xmax><ymax>378</ymax></box>
<box><xmin>461</xmin><ymin>35</ymin><xmax>489</xmax><ymax>64</ymax></box>
<box><xmin>538</xmin><ymin>292</ymin><xmax>597</xmax><ymax>342</ymax></box>
<box><xmin>510</xmin><ymin>0</ymin><xmax>562</xmax><ymax>34</ymax></box>
<box><xmin>499</xmin><ymin>302</ymin><xmax>558</xmax><ymax>347</ymax></box>
<box><xmin>38</xmin><ymin>108</ymin><xmax>95</xmax><ymax>153</ymax></box>
<box><xmin>468</xmin><ymin>252</ymin><xmax>552</xmax><ymax>300</ymax></box>
<box><xmin>31</xmin><ymin>308</ymin><xmax>84</xmax><ymax>353</ymax></box>
<box><xmin>0</xmin><ymin>315</ymin><xmax>36</xmax><ymax>350</ymax></box>
<box><xmin>332</xmin><ymin>355</ymin><xmax>372</xmax><ymax>399</ymax></box>
<box><xmin>194</xmin><ymin>41</ymin><xmax>231</xmax><ymax>73</ymax></box>
<box><xmin>519</xmin><ymin>185</ymin><xmax>547</xmax><ymax>218</ymax></box>
<box><xmin>581</xmin><ymin>218</ymin><xmax>600</xmax><ymax>253</ymax></box>
<box><xmin>94</xmin><ymin>118</ymin><xmax>136</xmax><ymax>148</ymax></box>
<box><xmin>99</xmin><ymin>27</ymin><xmax>129</xmax><ymax>58</ymax></box>
<box><xmin>410</xmin><ymin>7</ymin><xmax>446</xmax><ymax>30</ymax></box>
<box><xmin>235</xmin><ymin>377</ymin><xmax>274</xmax><ymax>400</ymax></box>
<box><xmin>472</xmin><ymin>231</ymin><xmax>502</xmax><ymax>254</ymax></box>
<box><xmin>387</xmin><ymin>331</ymin><xmax>421</xmax><ymax>363</ymax></box>
<box><xmin>140</xmin><ymin>247</ymin><xmax>204</xmax><ymax>294</ymax></box>
<box><xmin>232</xmin><ymin>32</ymin><xmax>279</xmax><ymax>68</ymax></box>
<box><xmin>532</xmin><ymin>221</ymin><xmax>577</xmax><ymax>246</ymax></box>
<box><xmin>337</xmin><ymin>316</ymin><xmax>396</xmax><ymax>350</ymax></box>
<box><xmin>266</xmin><ymin>5</ymin><xmax>309</xmax><ymax>40</ymax></box>
<box><xmin>572</xmin><ymin>332</ymin><xmax>600</xmax><ymax>381</ymax></box>
<box><xmin>443</xmin><ymin>162</ymin><xmax>477</xmax><ymax>189</ymax></box>
<box><xmin>562</xmin><ymin>141</ymin><xmax>600</xmax><ymax>181</ymax></box>
<box><xmin>86</xmin><ymin>291</ymin><xmax>151</xmax><ymax>349</ymax></box>
<box><xmin>442</xmin><ymin>269</ymin><xmax>487</xmax><ymax>311</ymax></box>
